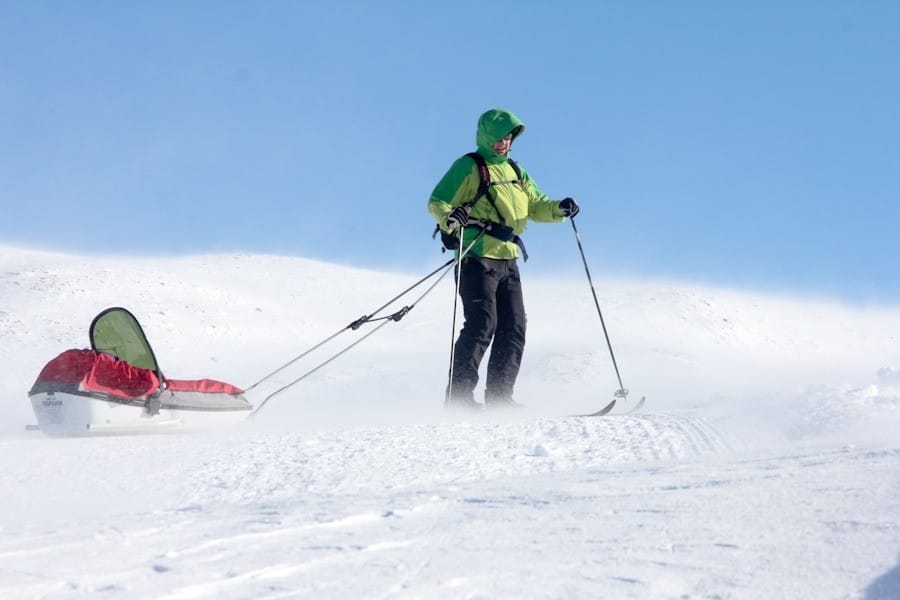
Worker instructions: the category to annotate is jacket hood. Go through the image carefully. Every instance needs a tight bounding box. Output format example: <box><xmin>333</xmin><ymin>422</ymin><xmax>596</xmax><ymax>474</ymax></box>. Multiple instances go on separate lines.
<box><xmin>476</xmin><ymin>109</ymin><xmax>525</xmax><ymax>163</ymax></box>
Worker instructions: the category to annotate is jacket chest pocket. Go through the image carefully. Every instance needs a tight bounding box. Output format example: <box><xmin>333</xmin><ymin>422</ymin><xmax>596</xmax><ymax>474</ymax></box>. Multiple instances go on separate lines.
<box><xmin>493</xmin><ymin>183</ymin><xmax>528</xmax><ymax>224</ymax></box>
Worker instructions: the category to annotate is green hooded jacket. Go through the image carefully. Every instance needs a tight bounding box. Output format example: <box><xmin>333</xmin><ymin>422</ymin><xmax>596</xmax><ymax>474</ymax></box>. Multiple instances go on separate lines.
<box><xmin>428</xmin><ymin>108</ymin><xmax>565</xmax><ymax>260</ymax></box>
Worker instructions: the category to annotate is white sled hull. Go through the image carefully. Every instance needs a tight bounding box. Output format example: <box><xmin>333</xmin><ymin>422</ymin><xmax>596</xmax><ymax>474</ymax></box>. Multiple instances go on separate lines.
<box><xmin>30</xmin><ymin>392</ymin><xmax>250</xmax><ymax>437</ymax></box>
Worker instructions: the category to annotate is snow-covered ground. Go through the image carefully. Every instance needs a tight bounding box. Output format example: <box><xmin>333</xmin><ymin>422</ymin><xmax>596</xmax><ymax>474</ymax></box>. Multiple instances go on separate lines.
<box><xmin>1</xmin><ymin>244</ymin><xmax>898</xmax><ymax>598</ymax></box>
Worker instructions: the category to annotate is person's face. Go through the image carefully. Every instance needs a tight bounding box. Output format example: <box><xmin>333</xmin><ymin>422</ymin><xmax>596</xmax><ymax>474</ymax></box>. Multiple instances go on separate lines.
<box><xmin>492</xmin><ymin>133</ymin><xmax>513</xmax><ymax>155</ymax></box>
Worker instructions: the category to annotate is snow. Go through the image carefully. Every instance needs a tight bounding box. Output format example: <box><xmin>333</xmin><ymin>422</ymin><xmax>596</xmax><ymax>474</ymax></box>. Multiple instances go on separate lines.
<box><xmin>1</xmin><ymin>244</ymin><xmax>898</xmax><ymax>598</ymax></box>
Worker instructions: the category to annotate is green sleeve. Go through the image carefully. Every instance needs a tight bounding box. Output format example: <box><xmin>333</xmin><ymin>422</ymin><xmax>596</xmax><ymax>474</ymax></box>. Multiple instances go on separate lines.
<box><xmin>428</xmin><ymin>157</ymin><xmax>479</xmax><ymax>232</ymax></box>
<box><xmin>521</xmin><ymin>168</ymin><xmax>565</xmax><ymax>223</ymax></box>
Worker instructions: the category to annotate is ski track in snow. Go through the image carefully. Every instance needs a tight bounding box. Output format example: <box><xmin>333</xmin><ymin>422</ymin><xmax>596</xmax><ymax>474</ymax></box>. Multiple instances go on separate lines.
<box><xmin>1</xmin><ymin>246</ymin><xmax>899</xmax><ymax>598</ymax></box>
<box><xmin>0</xmin><ymin>420</ymin><xmax>896</xmax><ymax>599</ymax></box>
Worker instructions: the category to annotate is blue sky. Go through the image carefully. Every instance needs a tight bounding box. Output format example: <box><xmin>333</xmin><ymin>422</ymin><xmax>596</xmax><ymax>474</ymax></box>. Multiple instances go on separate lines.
<box><xmin>2</xmin><ymin>2</ymin><xmax>898</xmax><ymax>303</ymax></box>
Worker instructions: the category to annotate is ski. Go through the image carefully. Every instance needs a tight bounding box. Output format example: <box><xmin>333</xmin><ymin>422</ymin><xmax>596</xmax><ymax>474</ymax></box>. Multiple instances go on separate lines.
<box><xmin>626</xmin><ymin>395</ymin><xmax>646</xmax><ymax>414</ymax></box>
<box><xmin>571</xmin><ymin>395</ymin><xmax>646</xmax><ymax>418</ymax></box>
<box><xmin>571</xmin><ymin>398</ymin><xmax>617</xmax><ymax>417</ymax></box>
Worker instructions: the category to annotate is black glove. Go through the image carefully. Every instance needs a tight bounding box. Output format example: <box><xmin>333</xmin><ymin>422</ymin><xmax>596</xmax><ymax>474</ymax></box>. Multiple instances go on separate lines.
<box><xmin>446</xmin><ymin>206</ymin><xmax>471</xmax><ymax>230</ymax></box>
<box><xmin>559</xmin><ymin>197</ymin><xmax>580</xmax><ymax>218</ymax></box>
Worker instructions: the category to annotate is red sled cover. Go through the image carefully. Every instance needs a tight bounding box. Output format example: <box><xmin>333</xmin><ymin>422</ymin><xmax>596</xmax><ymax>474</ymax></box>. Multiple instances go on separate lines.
<box><xmin>30</xmin><ymin>349</ymin><xmax>247</xmax><ymax>400</ymax></box>
<box><xmin>31</xmin><ymin>349</ymin><xmax>160</xmax><ymax>399</ymax></box>
<box><xmin>165</xmin><ymin>378</ymin><xmax>244</xmax><ymax>395</ymax></box>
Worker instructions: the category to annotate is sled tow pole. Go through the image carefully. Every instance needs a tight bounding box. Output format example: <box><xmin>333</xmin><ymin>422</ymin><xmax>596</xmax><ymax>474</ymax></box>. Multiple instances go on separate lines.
<box><xmin>248</xmin><ymin>229</ymin><xmax>487</xmax><ymax>417</ymax></box>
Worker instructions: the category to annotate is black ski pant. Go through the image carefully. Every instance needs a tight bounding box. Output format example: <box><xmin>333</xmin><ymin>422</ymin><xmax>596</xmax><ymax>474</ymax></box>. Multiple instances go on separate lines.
<box><xmin>450</xmin><ymin>257</ymin><xmax>526</xmax><ymax>403</ymax></box>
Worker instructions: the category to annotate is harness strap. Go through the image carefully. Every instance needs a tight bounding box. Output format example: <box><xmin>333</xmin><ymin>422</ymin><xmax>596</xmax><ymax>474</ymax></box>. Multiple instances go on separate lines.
<box><xmin>465</xmin><ymin>152</ymin><xmax>492</xmax><ymax>208</ymax></box>
<box><xmin>435</xmin><ymin>152</ymin><xmax>529</xmax><ymax>260</ymax></box>
<box><xmin>464</xmin><ymin>152</ymin><xmax>524</xmax><ymax>210</ymax></box>
<box><xmin>466</xmin><ymin>219</ymin><xmax>529</xmax><ymax>262</ymax></box>
<box><xmin>465</xmin><ymin>152</ymin><xmax>524</xmax><ymax>225</ymax></box>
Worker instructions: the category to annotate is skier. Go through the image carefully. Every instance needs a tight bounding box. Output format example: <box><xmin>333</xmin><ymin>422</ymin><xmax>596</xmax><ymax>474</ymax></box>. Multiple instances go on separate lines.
<box><xmin>428</xmin><ymin>108</ymin><xmax>580</xmax><ymax>409</ymax></box>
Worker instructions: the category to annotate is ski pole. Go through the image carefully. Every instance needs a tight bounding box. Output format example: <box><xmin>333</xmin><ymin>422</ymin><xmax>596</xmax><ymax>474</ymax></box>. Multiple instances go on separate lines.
<box><xmin>570</xmin><ymin>217</ymin><xmax>629</xmax><ymax>401</ymax></box>
<box><xmin>445</xmin><ymin>225</ymin><xmax>465</xmax><ymax>406</ymax></box>
<box><xmin>443</xmin><ymin>225</ymin><xmax>490</xmax><ymax>405</ymax></box>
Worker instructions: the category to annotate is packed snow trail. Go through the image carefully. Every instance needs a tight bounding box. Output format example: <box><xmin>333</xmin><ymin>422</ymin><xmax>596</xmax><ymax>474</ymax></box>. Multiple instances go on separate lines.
<box><xmin>0</xmin><ymin>414</ymin><xmax>898</xmax><ymax>599</ymax></box>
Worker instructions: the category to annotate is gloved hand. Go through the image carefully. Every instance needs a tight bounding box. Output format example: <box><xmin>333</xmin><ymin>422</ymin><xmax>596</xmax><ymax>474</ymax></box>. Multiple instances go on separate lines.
<box><xmin>559</xmin><ymin>197</ymin><xmax>580</xmax><ymax>218</ymax></box>
<box><xmin>446</xmin><ymin>206</ymin><xmax>471</xmax><ymax>229</ymax></box>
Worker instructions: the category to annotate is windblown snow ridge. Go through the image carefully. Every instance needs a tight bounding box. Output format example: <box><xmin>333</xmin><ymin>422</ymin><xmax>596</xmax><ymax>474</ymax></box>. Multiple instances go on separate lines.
<box><xmin>179</xmin><ymin>414</ymin><xmax>730</xmax><ymax>508</ymax></box>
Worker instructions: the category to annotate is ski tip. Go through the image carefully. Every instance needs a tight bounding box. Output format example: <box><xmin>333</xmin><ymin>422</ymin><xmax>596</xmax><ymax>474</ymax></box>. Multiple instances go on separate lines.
<box><xmin>627</xmin><ymin>396</ymin><xmax>646</xmax><ymax>414</ymax></box>
<box><xmin>570</xmin><ymin>394</ymin><xmax>646</xmax><ymax>418</ymax></box>
<box><xmin>572</xmin><ymin>398</ymin><xmax>617</xmax><ymax>418</ymax></box>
